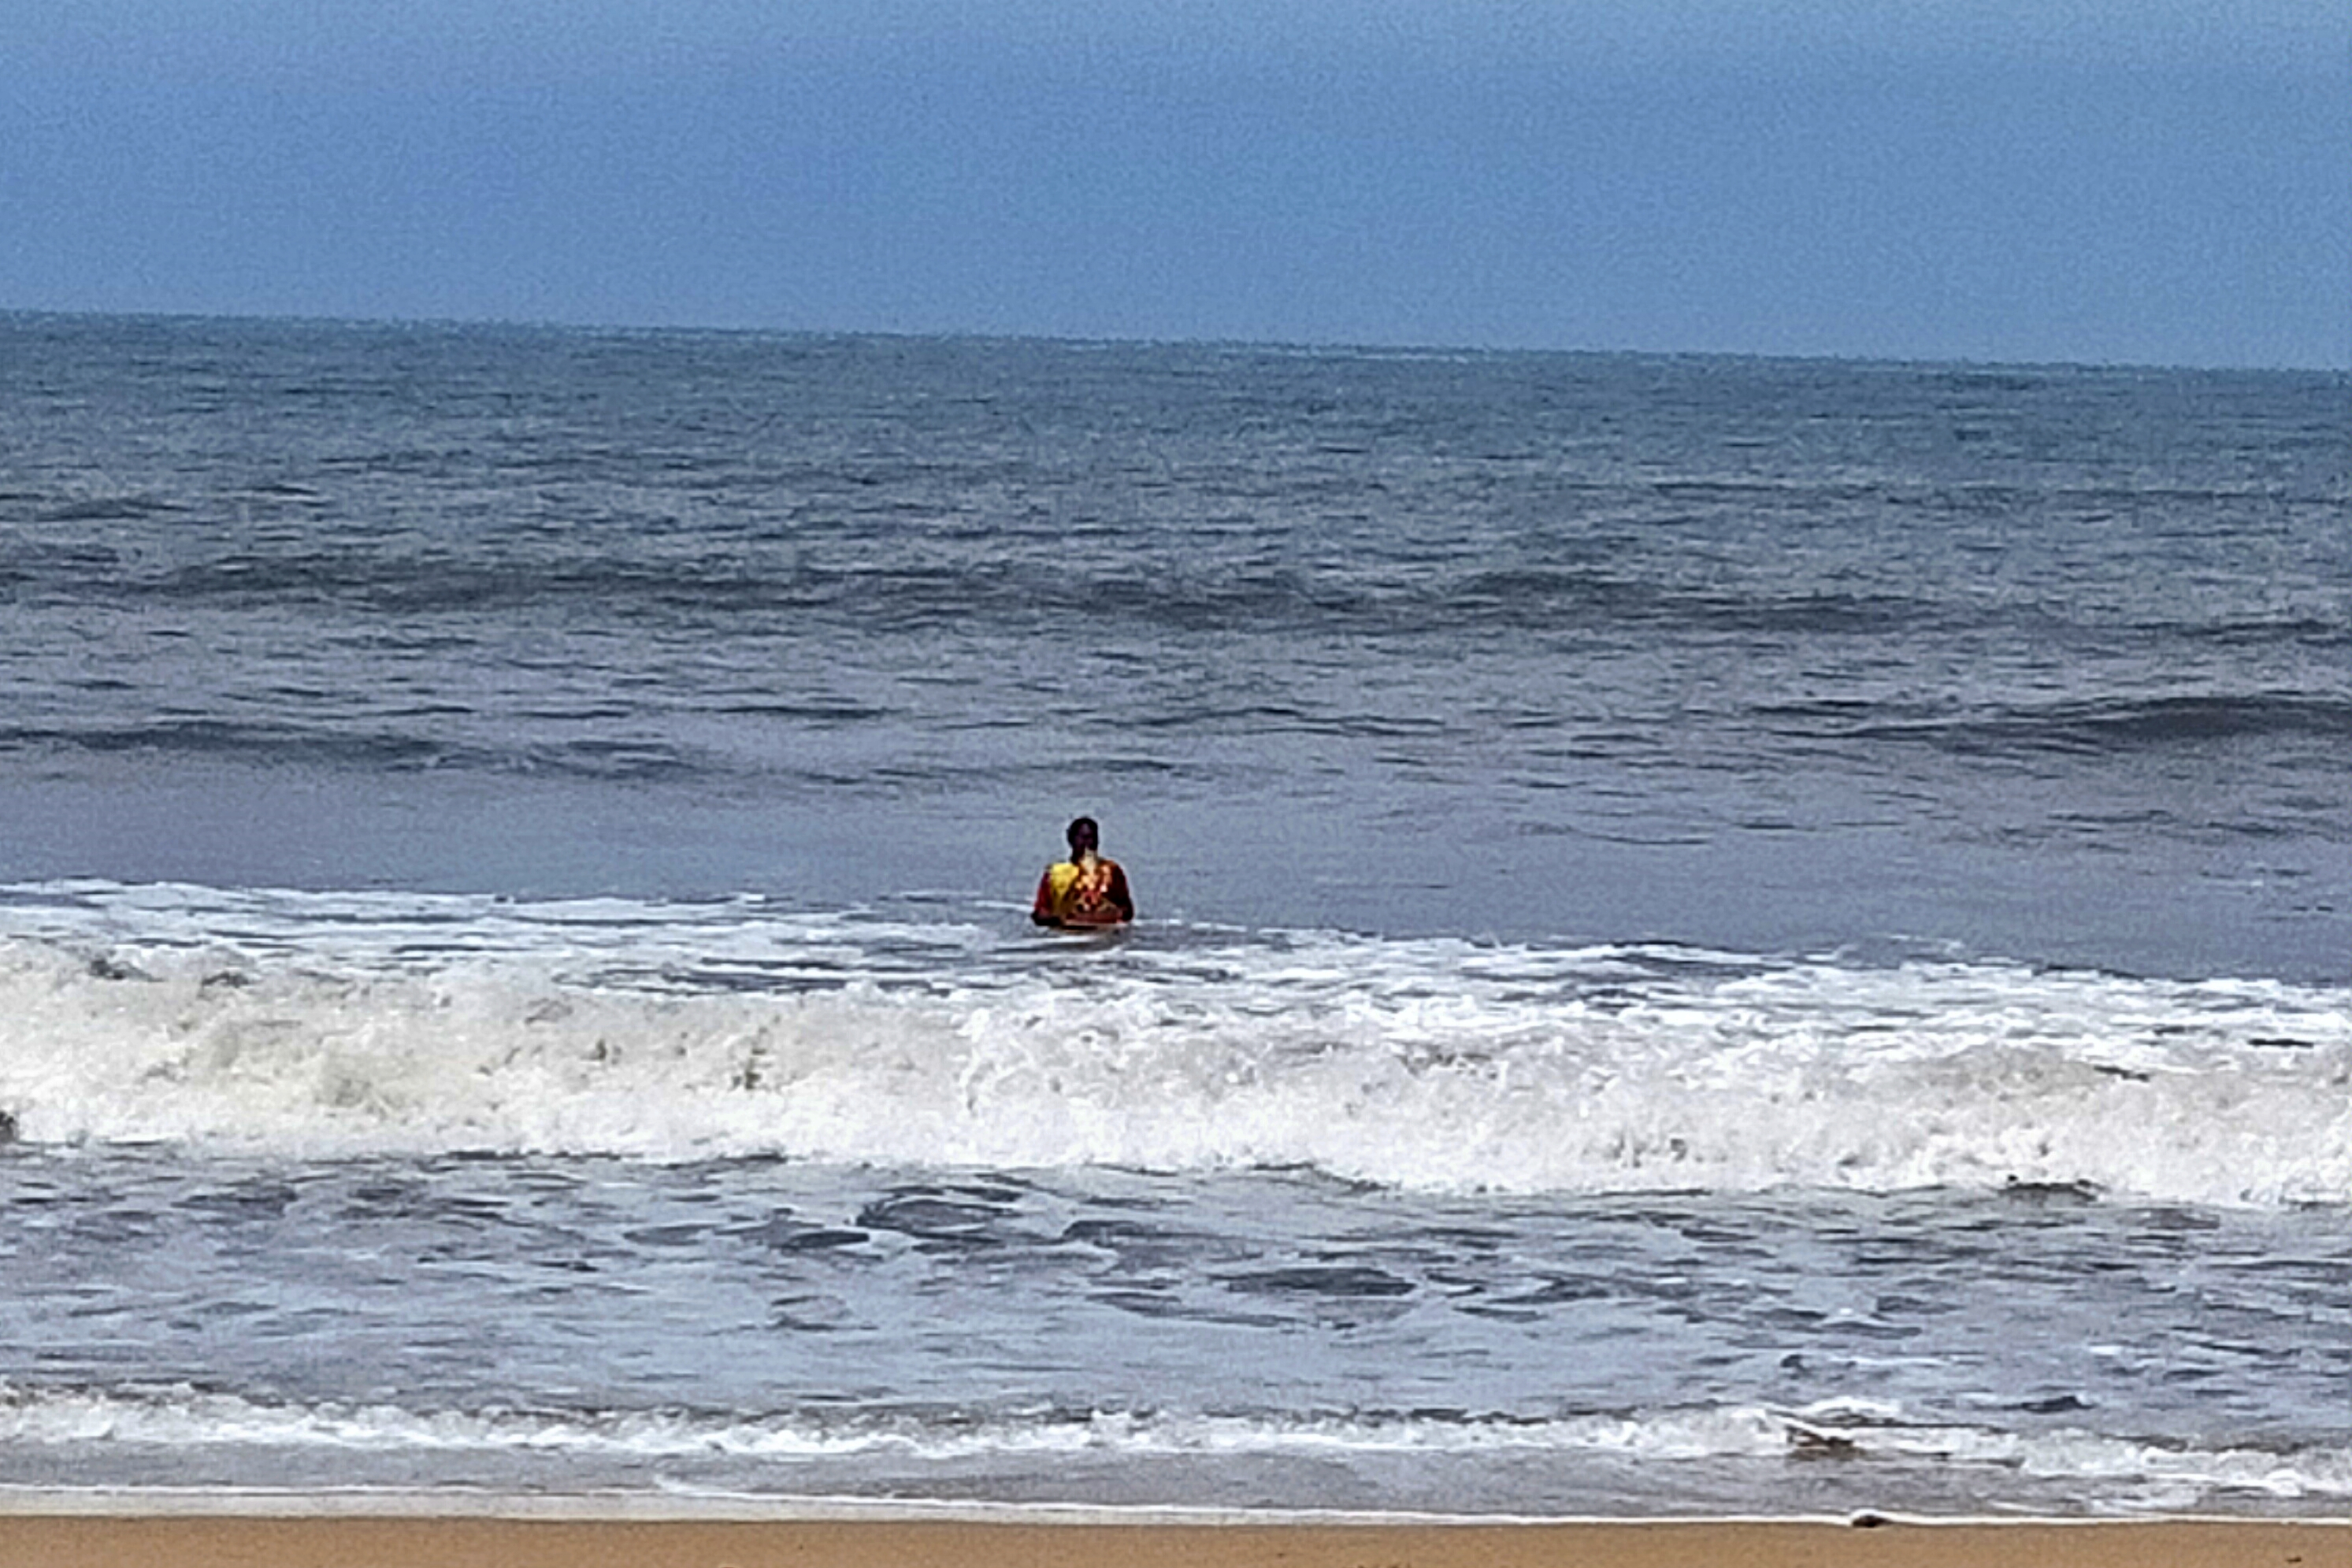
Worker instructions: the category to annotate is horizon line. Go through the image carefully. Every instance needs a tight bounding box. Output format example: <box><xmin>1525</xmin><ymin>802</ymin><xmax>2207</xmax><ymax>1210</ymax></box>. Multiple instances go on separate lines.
<box><xmin>7</xmin><ymin>303</ymin><xmax>2344</xmax><ymax>380</ymax></box>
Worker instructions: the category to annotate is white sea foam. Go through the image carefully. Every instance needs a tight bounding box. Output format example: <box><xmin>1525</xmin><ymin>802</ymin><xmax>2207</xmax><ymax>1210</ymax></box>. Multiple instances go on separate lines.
<box><xmin>0</xmin><ymin>1384</ymin><xmax>2344</xmax><ymax>1507</ymax></box>
<box><xmin>2</xmin><ymin>882</ymin><xmax>2345</xmax><ymax>1205</ymax></box>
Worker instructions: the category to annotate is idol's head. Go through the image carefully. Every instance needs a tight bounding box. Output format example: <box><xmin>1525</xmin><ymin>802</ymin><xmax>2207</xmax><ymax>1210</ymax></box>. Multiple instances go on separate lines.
<box><xmin>1066</xmin><ymin>816</ymin><xmax>1100</xmax><ymax>854</ymax></box>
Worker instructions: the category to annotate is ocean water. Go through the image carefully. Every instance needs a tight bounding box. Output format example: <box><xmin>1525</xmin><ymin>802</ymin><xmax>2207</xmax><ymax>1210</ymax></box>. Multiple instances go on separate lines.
<box><xmin>0</xmin><ymin>313</ymin><xmax>2345</xmax><ymax>1516</ymax></box>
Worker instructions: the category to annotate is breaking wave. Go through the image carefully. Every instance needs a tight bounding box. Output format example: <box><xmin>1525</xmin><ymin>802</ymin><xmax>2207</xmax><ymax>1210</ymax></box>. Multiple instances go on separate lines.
<box><xmin>2</xmin><ymin>883</ymin><xmax>2343</xmax><ymax>1207</ymax></box>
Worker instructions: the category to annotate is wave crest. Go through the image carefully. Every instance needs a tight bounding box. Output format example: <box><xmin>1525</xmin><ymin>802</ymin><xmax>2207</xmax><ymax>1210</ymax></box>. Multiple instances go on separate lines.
<box><xmin>1</xmin><ymin>886</ymin><xmax>2343</xmax><ymax>1205</ymax></box>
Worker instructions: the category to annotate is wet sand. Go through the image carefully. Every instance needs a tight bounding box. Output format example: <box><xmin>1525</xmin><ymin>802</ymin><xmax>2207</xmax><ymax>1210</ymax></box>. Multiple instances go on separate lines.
<box><xmin>1</xmin><ymin>1510</ymin><xmax>2340</xmax><ymax>1568</ymax></box>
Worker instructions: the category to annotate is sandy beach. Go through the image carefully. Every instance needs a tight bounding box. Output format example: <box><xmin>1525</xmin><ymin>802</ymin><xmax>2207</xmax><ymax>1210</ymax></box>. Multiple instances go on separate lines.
<box><xmin>1</xmin><ymin>1507</ymin><xmax>2341</xmax><ymax>1568</ymax></box>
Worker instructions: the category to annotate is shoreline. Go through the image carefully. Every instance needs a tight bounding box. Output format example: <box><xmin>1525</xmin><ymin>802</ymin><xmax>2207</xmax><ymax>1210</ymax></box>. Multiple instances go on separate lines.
<box><xmin>4</xmin><ymin>1483</ymin><xmax>2346</xmax><ymax>1522</ymax></box>
<box><xmin>0</xmin><ymin>1488</ymin><xmax>2339</xmax><ymax>1521</ymax></box>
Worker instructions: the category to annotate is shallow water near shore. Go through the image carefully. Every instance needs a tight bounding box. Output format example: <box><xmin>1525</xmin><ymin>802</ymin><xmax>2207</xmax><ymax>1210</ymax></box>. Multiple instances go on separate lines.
<box><xmin>4</xmin><ymin>1140</ymin><xmax>2350</xmax><ymax>1514</ymax></box>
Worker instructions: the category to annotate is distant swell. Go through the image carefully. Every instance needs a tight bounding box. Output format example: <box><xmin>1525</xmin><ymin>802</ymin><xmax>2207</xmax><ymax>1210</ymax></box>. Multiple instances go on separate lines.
<box><xmin>0</xmin><ymin>721</ymin><xmax>710</xmax><ymax>782</ymax></box>
<box><xmin>43</xmin><ymin>550</ymin><xmax>1991</xmax><ymax>641</ymax></box>
<box><xmin>20</xmin><ymin>525</ymin><xmax>2344</xmax><ymax>659</ymax></box>
<box><xmin>1764</xmin><ymin>694</ymin><xmax>2352</xmax><ymax>756</ymax></box>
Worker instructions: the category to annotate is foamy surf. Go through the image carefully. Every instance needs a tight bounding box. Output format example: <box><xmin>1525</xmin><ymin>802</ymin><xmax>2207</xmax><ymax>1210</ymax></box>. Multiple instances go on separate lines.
<box><xmin>1</xmin><ymin>1384</ymin><xmax>2343</xmax><ymax>1514</ymax></box>
<box><xmin>1</xmin><ymin>881</ymin><xmax>2343</xmax><ymax>1205</ymax></box>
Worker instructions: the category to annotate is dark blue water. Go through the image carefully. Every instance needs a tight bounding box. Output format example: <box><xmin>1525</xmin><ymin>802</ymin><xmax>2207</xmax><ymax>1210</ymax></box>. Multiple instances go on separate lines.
<box><xmin>3</xmin><ymin>315</ymin><xmax>2345</xmax><ymax>975</ymax></box>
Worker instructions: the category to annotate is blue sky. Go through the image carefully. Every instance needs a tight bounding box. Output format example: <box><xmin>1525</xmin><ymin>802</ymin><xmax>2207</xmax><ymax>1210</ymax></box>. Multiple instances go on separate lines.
<box><xmin>6</xmin><ymin>2</ymin><xmax>2346</xmax><ymax>366</ymax></box>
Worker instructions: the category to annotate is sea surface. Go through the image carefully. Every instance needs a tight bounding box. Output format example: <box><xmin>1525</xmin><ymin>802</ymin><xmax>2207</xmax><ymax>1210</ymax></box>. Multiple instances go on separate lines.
<box><xmin>0</xmin><ymin>313</ymin><xmax>2345</xmax><ymax>1517</ymax></box>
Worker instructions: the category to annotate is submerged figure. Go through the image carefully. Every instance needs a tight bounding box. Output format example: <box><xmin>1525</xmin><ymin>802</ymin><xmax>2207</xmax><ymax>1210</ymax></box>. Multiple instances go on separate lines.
<box><xmin>1032</xmin><ymin>815</ymin><xmax>1135</xmax><ymax>929</ymax></box>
